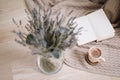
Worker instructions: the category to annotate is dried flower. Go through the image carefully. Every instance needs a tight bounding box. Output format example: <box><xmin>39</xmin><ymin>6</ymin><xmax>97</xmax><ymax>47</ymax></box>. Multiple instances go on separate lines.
<box><xmin>12</xmin><ymin>7</ymin><xmax>82</xmax><ymax>55</ymax></box>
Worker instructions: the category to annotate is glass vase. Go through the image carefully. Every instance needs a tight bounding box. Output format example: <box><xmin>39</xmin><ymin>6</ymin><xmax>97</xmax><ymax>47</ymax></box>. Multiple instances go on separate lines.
<box><xmin>36</xmin><ymin>49</ymin><xmax>64</xmax><ymax>75</ymax></box>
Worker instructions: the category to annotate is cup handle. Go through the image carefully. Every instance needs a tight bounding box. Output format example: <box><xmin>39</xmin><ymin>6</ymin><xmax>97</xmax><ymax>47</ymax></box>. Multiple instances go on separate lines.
<box><xmin>98</xmin><ymin>57</ymin><xmax>105</xmax><ymax>62</ymax></box>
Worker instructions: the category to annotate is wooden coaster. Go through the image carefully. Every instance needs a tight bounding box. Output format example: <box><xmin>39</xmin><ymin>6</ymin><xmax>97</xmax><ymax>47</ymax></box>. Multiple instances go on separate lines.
<box><xmin>85</xmin><ymin>54</ymin><xmax>98</xmax><ymax>66</ymax></box>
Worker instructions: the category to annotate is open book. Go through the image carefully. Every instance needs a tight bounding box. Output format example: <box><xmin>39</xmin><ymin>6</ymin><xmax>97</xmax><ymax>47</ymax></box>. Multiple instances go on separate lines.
<box><xmin>73</xmin><ymin>9</ymin><xmax>115</xmax><ymax>45</ymax></box>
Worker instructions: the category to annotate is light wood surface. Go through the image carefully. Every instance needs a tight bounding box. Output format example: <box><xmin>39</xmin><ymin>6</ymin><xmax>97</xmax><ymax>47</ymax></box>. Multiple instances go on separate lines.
<box><xmin>0</xmin><ymin>0</ymin><xmax>120</xmax><ymax>80</ymax></box>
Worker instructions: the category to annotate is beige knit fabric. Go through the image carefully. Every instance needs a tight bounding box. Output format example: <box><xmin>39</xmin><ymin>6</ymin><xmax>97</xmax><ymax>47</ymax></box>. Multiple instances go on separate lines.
<box><xmin>24</xmin><ymin>0</ymin><xmax>102</xmax><ymax>18</ymax></box>
<box><xmin>24</xmin><ymin>0</ymin><xmax>120</xmax><ymax>27</ymax></box>
<box><xmin>24</xmin><ymin>0</ymin><xmax>120</xmax><ymax>77</ymax></box>
<box><xmin>64</xmin><ymin>28</ymin><xmax>120</xmax><ymax>77</ymax></box>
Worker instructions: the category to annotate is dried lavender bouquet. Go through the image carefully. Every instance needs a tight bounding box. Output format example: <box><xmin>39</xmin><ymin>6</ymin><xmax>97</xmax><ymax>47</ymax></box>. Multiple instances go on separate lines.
<box><xmin>12</xmin><ymin>8</ymin><xmax>82</xmax><ymax>56</ymax></box>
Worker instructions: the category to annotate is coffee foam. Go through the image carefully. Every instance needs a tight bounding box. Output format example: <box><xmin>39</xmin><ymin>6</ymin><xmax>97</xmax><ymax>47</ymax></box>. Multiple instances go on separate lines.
<box><xmin>91</xmin><ymin>48</ymin><xmax>101</xmax><ymax>58</ymax></box>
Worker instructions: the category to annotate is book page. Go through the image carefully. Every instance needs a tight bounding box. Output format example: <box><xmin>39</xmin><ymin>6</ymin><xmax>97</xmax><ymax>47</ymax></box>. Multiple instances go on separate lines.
<box><xmin>87</xmin><ymin>9</ymin><xmax>115</xmax><ymax>41</ymax></box>
<box><xmin>73</xmin><ymin>16</ymin><xmax>97</xmax><ymax>45</ymax></box>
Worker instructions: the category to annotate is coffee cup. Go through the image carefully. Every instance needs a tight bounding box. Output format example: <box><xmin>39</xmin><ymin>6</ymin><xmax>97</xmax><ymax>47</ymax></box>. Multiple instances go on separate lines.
<box><xmin>88</xmin><ymin>46</ymin><xmax>105</xmax><ymax>63</ymax></box>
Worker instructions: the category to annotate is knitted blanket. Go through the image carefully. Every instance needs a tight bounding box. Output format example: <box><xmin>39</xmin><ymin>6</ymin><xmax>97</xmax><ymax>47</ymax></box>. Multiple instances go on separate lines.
<box><xmin>64</xmin><ymin>28</ymin><xmax>120</xmax><ymax>77</ymax></box>
<box><xmin>24</xmin><ymin>0</ymin><xmax>120</xmax><ymax>77</ymax></box>
<box><xmin>24</xmin><ymin>0</ymin><xmax>120</xmax><ymax>27</ymax></box>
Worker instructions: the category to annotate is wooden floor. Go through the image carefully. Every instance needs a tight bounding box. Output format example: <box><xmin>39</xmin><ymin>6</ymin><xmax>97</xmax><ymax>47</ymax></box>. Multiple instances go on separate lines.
<box><xmin>0</xmin><ymin>0</ymin><xmax>120</xmax><ymax>80</ymax></box>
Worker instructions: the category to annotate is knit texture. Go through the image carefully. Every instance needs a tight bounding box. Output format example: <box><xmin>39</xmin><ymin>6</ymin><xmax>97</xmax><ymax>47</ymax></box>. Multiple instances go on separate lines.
<box><xmin>24</xmin><ymin>0</ymin><xmax>120</xmax><ymax>77</ymax></box>
<box><xmin>64</xmin><ymin>28</ymin><xmax>120</xmax><ymax>77</ymax></box>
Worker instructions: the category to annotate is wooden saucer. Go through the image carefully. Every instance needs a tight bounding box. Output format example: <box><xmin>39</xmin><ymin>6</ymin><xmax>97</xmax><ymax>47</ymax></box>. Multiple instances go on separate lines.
<box><xmin>85</xmin><ymin>54</ymin><xmax>98</xmax><ymax>66</ymax></box>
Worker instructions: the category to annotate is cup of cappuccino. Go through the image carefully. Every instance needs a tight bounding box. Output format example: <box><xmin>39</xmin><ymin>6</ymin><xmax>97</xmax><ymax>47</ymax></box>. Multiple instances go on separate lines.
<box><xmin>88</xmin><ymin>46</ymin><xmax>105</xmax><ymax>63</ymax></box>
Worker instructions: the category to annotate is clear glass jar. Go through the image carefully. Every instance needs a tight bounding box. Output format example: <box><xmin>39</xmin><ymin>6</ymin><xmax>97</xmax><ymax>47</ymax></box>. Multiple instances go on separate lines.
<box><xmin>36</xmin><ymin>49</ymin><xmax>64</xmax><ymax>75</ymax></box>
